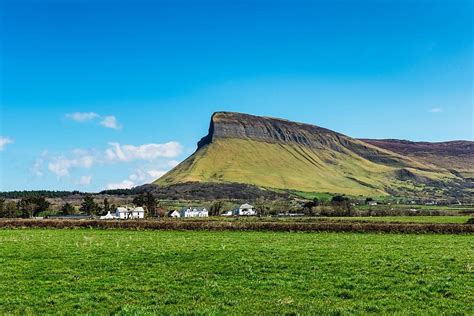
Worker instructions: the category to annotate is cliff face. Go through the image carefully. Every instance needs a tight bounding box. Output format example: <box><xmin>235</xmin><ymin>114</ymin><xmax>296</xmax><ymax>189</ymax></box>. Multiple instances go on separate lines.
<box><xmin>198</xmin><ymin>112</ymin><xmax>343</xmax><ymax>150</ymax></box>
<box><xmin>196</xmin><ymin>112</ymin><xmax>419</xmax><ymax>167</ymax></box>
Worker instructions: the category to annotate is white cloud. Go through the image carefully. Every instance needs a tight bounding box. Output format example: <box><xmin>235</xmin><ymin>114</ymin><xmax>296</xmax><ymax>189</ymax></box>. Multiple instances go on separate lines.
<box><xmin>167</xmin><ymin>160</ymin><xmax>180</xmax><ymax>168</ymax></box>
<box><xmin>31</xmin><ymin>151</ymin><xmax>48</xmax><ymax>177</ymax></box>
<box><xmin>105</xmin><ymin>142</ymin><xmax>182</xmax><ymax>162</ymax></box>
<box><xmin>429</xmin><ymin>108</ymin><xmax>442</xmax><ymax>113</ymax></box>
<box><xmin>66</xmin><ymin>112</ymin><xmax>122</xmax><ymax>129</ymax></box>
<box><xmin>47</xmin><ymin>153</ymin><xmax>95</xmax><ymax>177</ymax></box>
<box><xmin>100</xmin><ymin>116</ymin><xmax>121</xmax><ymax>129</ymax></box>
<box><xmin>105</xmin><ymin>168</ymin><xmax>168</xmax><ymax>190</ymax></box>
<box><xmin>105</xmin><ymin>180</ymin><xmax>135</xmax><ymax>190</ymax></box>
<box><xmin>65</xmin><ymin>112</ymin><xmax>99</xmax><ymax>122</ymax></box>
<box><xmin>146</xmin><ymin>169</ymin><xmax>167</xmax><ymax>179</ymax></box>
<box><xmin>0</xmin><ymin>137</ymin><xmax>13</xmax><ymax>151</ymax></box>
<box><xmin>77</xmin><ymin>175</ymin><xmax>92</xmax><ymax>185</ymax></box>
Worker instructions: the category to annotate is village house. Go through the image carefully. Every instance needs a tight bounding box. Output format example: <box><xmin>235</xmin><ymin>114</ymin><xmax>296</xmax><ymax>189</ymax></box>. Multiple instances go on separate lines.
<box><xmin>238</xmin><ymin>203</ymin><xmax>256</xmax><ymax>216</ymax></box>
<box><xmin>222</xmin><ymin>203</ymin><xmax>257</xmax><ymax>216</ymax></box>
<box><xmin>168</xmin><ymin>210</ymin><xmax>181</xmax><ymax>218</ymax></box>
<box><xmin>100</xmin><ymin>207</ymin><xmax>145</xmax><ymax>220</ymax></box>
<box><xmin>180</xmin><ymin>207</ymin><xmax>208</xmax><ymax>218</ymax></box>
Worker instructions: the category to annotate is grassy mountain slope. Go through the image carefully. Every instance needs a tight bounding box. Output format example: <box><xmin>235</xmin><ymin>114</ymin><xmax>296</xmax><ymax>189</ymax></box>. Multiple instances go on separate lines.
<box><xmin>155</xmin><ymin>112</ymin><xmax>463</xmax><ymax>197</ymax></box>
<box><xmin>360</xmin><ymin>139</ymin><xmax>474</xmax><ymax>178</ymax></box>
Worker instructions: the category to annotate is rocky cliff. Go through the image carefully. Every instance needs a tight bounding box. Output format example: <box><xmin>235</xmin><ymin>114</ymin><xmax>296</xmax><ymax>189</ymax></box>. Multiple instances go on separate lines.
<box><xmin>197</xmin><ymin>112</ymin><xmax>424</xmax><ymax>168</ymax></box>
<box><xmin>197</xmin><ymin>112</ymin><xmax>342</xmax><ymax>150</ymax></box>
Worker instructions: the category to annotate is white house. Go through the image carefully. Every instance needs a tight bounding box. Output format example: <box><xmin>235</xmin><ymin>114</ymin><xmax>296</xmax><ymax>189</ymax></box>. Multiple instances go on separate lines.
<box><xmin>129</xmin><ymin>207</ymin><xmax>145</xmax><ymax>219</ymax></box>
<box><xmin>115</xmin><ymin>207</ymin><xmax>129</xmax><ymax>219</ymax></box>
<box><xmin>100</xmin><ymin>211</ymin><xmax>115</xmax><ymax>220</ymax></box>
<box><xmin>222</xmin><ymin>203</ymin><xmax>257</xmax><ymax>216</ymax></box>
<box><xmin>169</xmin><ymin>210</ymin><xmax>181</xmax><ymax>218</ymax></box>
<box><xmin>221</xmin><ymin>210</ymin><xmax>233</xmax><ymax>216</ymax></box>
<box><xmin>238</xmin><ymin>203</ymin><xmax>256</xmax><ymax>216</ymax></box>
<box><xmin>180</xmin><ymin>207</ymin><xmax>208</xmax><ymax>218</ymax></box>
<box><xmin>101</xmin><ymin>207</ymin><xmax>145</xmax><ymax>220</ymax></box>
<box><xmin>368</xmin><ymin>201</ymin><xmax>378</xmax><ymax>206</ymax></box>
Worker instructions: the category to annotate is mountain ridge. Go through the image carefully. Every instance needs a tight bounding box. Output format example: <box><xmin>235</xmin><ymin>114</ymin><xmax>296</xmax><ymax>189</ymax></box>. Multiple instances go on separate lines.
<box><xmin>155</xmin><ymin>112</ymin><xmax>471</xmax><ymax>198</ymax></box>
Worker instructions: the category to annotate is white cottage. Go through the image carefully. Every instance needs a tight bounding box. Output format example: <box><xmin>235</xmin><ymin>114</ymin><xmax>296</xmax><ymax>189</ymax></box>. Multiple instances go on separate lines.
<box><xmin>222</xmin><ymin>203</ymin><xmax>257</xmax><ymax>216</ymax></box>
<box><xmin>238</xmin><ymin>203</ymin><xmax>256</xmax><ymax>216</ymax></box>
<box><xmin>110</xmin><ymin>207</ymin><xmax>145</xmax><ymax>219</ymax></box>
<box><xmin>181</xmin><ymin>207</ymin><xmax>208</xmax><ymax>218</ymax></box>
<box><xmin>169</xmin><ymin>210</ymin><xmax>181</xmax><ymax>218</ymax></box>
<box><xmin>100</xmin><ymin>211</ymin><xmax>115</xmax><ymax>220</ymax></box>
<box><xmin>115</xmin><ymin>207</ymin><xmax>129</xmax><ymax>219</ymax></box>
<box><xmin>130</xmin><ymin>207</ymin><xmax>145</xmax><ymax>219</ymax></box>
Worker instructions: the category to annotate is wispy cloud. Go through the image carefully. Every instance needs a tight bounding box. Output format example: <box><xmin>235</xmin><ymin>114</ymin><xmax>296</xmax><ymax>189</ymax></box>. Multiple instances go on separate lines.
<box><xmin>30</xmin><ymin>150</ymin><xmax>48</xmax><ymax>177</ymax></box>
<box><xmin>105</xmin><ymin>168</ymin><xmax>168</xmax><ymax>190</ymax></box>
<box><xmin>429</xmin><ymin>108</ymin><xmax>442</xmax><ymax>113</ymax></box>
<box><xmin>0</xmin><ymin>137</ymin><xmax>13</xmax><ymax>151</ymax></box>
<box><xmin>65</xmin><ymin>112</ymin><xmax>99</xmax><ymax>122</ymax></box>
<box><xmin>47</xmin><ymin>151</ymin><xmax>95</xmax><ymax>177</ymax></box>
<box><xmin>65</xmin><ymin>112</ymin><xmax>122</xmax><ymax>129</ymax></box>
<box><xmin>77</xmin><ymin>175</ymin><xmax>92</xmax><ymax>185</ymax></box>
<box><xmin>36</xmin><ymin>141</ymin><xmax>182</xmax><ymax>180</ymax></box>
<box><xmin>100</xmin><ymin>116</ymin><xmax>121</xmax><ymax>129</ymax></box>
<box><xmin>105</xmin><ymin>180</ymin><xmax>135</xmax><ymax>190</ymax></box>
<box><xmin>105</xmin><ymin>142</ymin><xmax>182</xmax><ymax>162</ymax></box>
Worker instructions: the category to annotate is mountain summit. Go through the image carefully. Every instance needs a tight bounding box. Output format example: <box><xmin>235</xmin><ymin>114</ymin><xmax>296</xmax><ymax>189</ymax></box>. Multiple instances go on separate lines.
<box><xmin>154</xmin><ymin>112</ymin><xmax>471</xmax><ymax>197</ymax></box>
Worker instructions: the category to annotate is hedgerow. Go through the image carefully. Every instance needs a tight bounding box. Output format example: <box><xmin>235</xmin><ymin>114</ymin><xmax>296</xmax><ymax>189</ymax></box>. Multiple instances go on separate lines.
<box><xmin>0</xmin><ymin>219</ymin><xmax>472</xmax><ymax>234</ymax></box>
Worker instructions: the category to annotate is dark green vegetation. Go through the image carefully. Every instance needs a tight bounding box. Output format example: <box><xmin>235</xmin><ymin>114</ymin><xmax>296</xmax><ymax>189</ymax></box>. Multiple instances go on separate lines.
<box><xmin>0</xmin><ymin>229</ymin><xmax>471</xmax><ymax>314</ymax></box>
<box><xmin>154</xmin><ymin>112</ymin><xmax>473</xmax><ymax>199</ymax></box>
<box><xmin>0</xmin><ymin>190</ymin><xmax>85</xmax><ymax>199</ymax></box>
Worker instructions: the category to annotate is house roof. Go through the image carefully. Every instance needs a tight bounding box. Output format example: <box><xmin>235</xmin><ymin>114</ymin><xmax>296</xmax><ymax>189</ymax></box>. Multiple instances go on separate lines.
<box><xmin>181</xmin><ymin>207</ymin><xmax>207</xmax><ymax>212</ymax></box>
<box><xmin>240</xmin><ymin>203</ymin><xmax>253</xmax><ymax>209</ymax></box>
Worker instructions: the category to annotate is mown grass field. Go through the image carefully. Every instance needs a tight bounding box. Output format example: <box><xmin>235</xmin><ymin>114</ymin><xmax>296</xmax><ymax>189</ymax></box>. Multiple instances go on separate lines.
<box><xmin>164</xmin><ymin>215</ymin><xmax>472</xmax><ymax>224</ymax></box>
<box><xmin>0</xmin><ymin>229</ymin><xmax>472</xmax><ymax>314</ymax></box>
<box><xmin>323</xmin><ymin>215</ymin><xmax>471</xmax><ymax>224</ymax></box>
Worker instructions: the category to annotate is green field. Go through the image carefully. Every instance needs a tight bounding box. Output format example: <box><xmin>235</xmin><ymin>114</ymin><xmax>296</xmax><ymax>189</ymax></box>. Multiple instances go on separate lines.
<box><xmin>324</xmin><ymin>215</ymin><xmax>471</xmax><ymax>224</ymax></box>
<box><xmin>173</xmin><ymin>215</ymin><xmax>472</xmax><ymax>224</ymax></box>
<box><xmin>0</xmin><ymin>229</ymin><xmax>472</xmax><ymax>314</ymax></box>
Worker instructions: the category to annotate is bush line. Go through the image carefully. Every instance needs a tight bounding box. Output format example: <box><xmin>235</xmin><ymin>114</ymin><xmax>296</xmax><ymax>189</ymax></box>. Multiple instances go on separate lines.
<box><xmin>0</xmin><ymin>219</ymin><xmax>472</xmax><ymax>234</ymax></box>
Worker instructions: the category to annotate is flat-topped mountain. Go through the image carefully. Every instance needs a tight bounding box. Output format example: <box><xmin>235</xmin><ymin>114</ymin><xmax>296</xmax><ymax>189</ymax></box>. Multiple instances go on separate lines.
<box><xmin>155</xmin><ymin>112</ymin><xmax>471</xmax><ymax>198</ymax></box>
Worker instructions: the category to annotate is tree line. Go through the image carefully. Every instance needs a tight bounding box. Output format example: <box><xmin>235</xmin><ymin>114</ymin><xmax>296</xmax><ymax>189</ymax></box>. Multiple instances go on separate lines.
<box><xmin>0</xmin><ymin>190</ymin><xmax>85</xmax><ymax>199</ymax></box>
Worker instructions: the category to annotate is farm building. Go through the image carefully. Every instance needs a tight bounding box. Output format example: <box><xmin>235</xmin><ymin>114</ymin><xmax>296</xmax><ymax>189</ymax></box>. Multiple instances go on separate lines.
<box><xmin>100</xmin><ymin>211</ymin><xmax>115</xmax><ymax>220</ymax></box>
<box><xmin>180</xmin><ymin>207</ymin><xmax>208</xmax><ymax>217</ymax></box>
<box><xmin>222</xmin><ymin>203</ymin><xmax>257</xmax><ymax>216</ymax></box>
<box><xmin>168</xmin><ymin>210</ymin><xmax>181</xmax><ymax>218</ymax></box>
<box><xmin>238</xmin><ymin>203</ymin><xmax>256</xmax><ymax>216</ymax></box>
<box><xmin>100</xmin><ymin>207</ymin><xmax>145</xmax><ymax>219</ymax></box>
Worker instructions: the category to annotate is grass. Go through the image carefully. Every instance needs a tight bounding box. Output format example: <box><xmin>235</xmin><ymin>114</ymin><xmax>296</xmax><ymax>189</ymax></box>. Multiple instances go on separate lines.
<box><xmin>163</xmin><ymin>215</ymin><xmax>472</xmax><ymax>224</ymax></box>
<box><xmin>322</xmin><ymin>215</ymin><xmax>471</xmax><ymax>224</ymax></box>
<box><xmin>355</xmin><ymin>204</ymin><xmax>474</xmax><ymax>212</ymax></box>
<box><xmin>0</xmin><ymin>229</ymin><xmax>472</xmax><ymax>314</ymax></box>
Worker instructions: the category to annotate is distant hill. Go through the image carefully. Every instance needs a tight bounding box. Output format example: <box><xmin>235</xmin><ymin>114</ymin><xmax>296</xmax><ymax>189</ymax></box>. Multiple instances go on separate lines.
<box><xmin>359</xmin><ymin>139</ymin><xmax>474</xmax><ymax>179</ymax></box>
<box><xmin>154</xmin><ymin>112</ymin><xmax>472</xmax><ymax>198</ymax></box>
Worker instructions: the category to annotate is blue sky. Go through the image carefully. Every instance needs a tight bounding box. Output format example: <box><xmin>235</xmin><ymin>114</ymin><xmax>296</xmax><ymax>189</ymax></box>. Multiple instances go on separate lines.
<box><xmin>0</xmin><ymin>0</ymin><xmax>472</xmax><ymax>191</ymax></box>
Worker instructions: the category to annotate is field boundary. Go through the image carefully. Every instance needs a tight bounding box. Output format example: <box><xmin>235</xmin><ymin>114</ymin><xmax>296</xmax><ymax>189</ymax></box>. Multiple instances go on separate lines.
<box><xmin>0</xmin><ymin>219</ymin><xmax>472</xmax><ymax>234</ymax></box>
